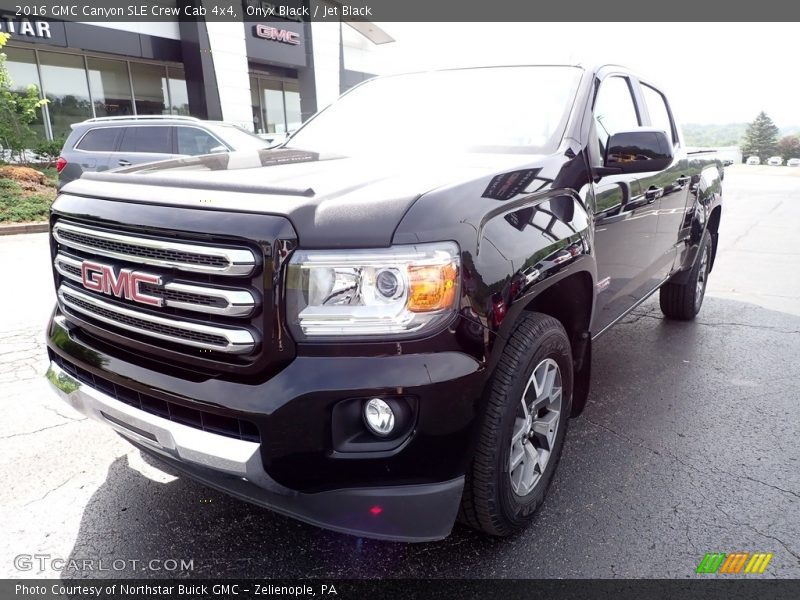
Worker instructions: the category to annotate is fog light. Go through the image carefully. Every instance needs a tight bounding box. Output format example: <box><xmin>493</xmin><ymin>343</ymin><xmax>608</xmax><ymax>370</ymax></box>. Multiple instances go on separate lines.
<box><xmin>363</xmin><ymin>398</ymin><xmax>395</xmax><ymax>436</ymax></box>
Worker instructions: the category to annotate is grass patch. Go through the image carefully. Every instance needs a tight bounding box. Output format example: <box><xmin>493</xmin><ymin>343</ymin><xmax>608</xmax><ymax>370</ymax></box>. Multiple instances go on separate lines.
<box><xmin>0</xmin><ymin>165</ymin><xmax>58</xmax><ymax>224</ymax></box>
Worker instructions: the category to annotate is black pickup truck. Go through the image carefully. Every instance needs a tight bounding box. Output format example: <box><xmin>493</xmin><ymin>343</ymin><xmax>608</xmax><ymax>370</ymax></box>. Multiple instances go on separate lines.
<box><xmin>45</xmin><ymin>65</ymin><xmax>722</xmax><ymax>542</ymax></box>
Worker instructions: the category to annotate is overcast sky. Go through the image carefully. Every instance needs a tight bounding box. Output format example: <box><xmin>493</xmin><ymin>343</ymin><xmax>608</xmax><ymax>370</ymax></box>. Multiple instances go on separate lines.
<box><xmin>371</xmin><ymin>23</ymin><xmax>799</xmax><ymax>127</ymax></box>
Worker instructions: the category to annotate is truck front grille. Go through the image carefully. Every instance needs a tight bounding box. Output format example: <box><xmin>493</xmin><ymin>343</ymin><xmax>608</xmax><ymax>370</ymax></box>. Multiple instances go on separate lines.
<box><xmin>50</xmin><ymin>353</ymin><xmax>260</xmax><ymax>442</ymax></box>
<box><xmin>52</xmin><ymin>219</ymin><xmax>260</xmax><ymax>357</ymax></box>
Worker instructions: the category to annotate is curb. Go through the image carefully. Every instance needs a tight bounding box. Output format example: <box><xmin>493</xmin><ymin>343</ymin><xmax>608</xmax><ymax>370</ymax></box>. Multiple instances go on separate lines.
<box><xmin>0</xmin><ymin>222</ymin><xmax>49</xmax><ymax>236</ymax></box>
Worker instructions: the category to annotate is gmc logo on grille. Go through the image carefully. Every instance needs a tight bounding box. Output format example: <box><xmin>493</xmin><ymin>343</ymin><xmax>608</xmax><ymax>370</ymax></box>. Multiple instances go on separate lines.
<box><xmin>81</xmin><ymin>261</ymin><xmax>163</xmax><ymax>307</ymax></box>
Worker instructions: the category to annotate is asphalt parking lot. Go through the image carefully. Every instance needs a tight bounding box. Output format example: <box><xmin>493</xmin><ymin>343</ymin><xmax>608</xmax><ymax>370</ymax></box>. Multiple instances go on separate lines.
<box><xmin>1</xmin><ymin>165</ymin><xmax>798</xmax><ymax>579</ymax></box>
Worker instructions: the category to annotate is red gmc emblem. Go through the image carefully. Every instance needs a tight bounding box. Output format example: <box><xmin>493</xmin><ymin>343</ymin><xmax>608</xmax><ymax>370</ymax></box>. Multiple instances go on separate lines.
<box><xmin>80</xmin><ymin>261</ymin><xmax>163</xmax><ymax>307</ymax></box>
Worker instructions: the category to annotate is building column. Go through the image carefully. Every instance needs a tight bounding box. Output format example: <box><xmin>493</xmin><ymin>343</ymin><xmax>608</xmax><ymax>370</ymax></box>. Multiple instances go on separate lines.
<box><xmin>178</xmin><ymin>14</ymin><xmax>223</xmax><ymax>120</ymax></box>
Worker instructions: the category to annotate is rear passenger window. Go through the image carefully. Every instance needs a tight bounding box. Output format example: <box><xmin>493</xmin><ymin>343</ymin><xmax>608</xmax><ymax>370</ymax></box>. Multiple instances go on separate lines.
<box><xmin>176</xmin><ymin>127</ymin><xmax>223</xmax><ymax>155</ymax></box>
<box><xmin>641</xmin><ymin>84</ymin><xmax>676</xmax><ymax>144</ymax></box>
<box><xmin>76</xmin><ymin>128</ymin><xmax>120</xmax><ymax>151</ymax></box>
<box><xmin>118</xmin><ymin>126</ymin><xmax>172</xmax><ymax>153</ymax></box>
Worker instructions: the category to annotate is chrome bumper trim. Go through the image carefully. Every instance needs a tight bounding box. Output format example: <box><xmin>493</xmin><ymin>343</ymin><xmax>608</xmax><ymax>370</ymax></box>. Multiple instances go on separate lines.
<box><xmin>45</xmin><ymin>361</ymin><xmax>274</xmax><ymax>484</ymax></box>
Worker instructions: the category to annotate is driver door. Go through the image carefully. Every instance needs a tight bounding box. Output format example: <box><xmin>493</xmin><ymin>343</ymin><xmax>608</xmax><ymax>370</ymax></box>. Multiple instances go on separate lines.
<box><xmin>590</xmin><ymin>75</ymin><xmax>662</xmax><ymax>333</ymax></box>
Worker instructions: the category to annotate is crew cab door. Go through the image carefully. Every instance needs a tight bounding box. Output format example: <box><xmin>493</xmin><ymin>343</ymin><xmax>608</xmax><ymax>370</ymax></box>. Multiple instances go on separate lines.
<box><xmin>590</xmin><ymin>75</ymin><xmax>662</xmax><ymax>333</ymax></box>
<box><xmin>636</xmin><ymin>82</ymin><xmax>691</xmax><ymax>280</ymax></box>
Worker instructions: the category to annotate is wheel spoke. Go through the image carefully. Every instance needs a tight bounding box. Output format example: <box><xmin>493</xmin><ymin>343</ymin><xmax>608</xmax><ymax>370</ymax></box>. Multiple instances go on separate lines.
<box><xmin>511</xmin><ymin>417</ymin><xmax>528</xmax><ymax>444</ymax></box>
<box><xmin>510</xmin><ymin>463</ymin><xmax>523</xmax><ymax>493</ymax></box>
<box><xmin>532</xmin><ymin>411</ymin><xmax>559</xmax><ymax>449</ymax></box>
<box><xmin>550</xmin><ymin>386</ymin><xmax>562</xmax><ymax>403</ymax></box>
<box><xmin>542</xmin><ymin>364</ymin><xmax>557</xmax><ymax>398</ymax></box>
<box><xmin>534</xmin><ymin>447</ymin><xmax>550</xmax><ymax>473</ymax></box>
<box><xmin>510</xmin><ymin>444</ymin><xmax>525</xmax><ymax>472</ymax></box>
<box><xmin>509</xmin><ymin>357</ymin><xmax>564</xmax><ymax>497</ymax></box>
<box><xmin>519</xmin><ymin>390</ymin><xmax>531</xmax><ymax>420</ymax></box>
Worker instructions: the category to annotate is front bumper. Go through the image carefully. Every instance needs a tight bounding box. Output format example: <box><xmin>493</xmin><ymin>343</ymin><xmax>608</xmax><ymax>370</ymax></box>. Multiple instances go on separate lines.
<box><xmin>46</xmin><ymin>359</ymin><xmax>464</xmax><ymax>542</ymax></box>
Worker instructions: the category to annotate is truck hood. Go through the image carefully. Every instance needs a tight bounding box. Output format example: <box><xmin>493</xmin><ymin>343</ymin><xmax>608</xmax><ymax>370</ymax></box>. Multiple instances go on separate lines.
<box><xmin>61</xmin><ymin>148</ymin><xmax>546</xmax><ymax>248</ymax></box>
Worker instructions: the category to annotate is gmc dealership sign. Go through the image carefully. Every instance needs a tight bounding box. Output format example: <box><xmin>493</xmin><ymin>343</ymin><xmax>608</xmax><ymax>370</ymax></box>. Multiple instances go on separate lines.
<box><xmin>255</xmin><ymin>24</ymin><xmax>300</xmax><ymax>45</ymax></box>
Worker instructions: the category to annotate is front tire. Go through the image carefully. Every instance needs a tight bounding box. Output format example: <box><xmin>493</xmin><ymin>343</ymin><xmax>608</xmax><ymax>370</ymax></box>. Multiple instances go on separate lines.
<box><xmin>459</xmin><ymin>313</ymin><xmax>573</xmax><ymax>536</ymax></box>
<box><xmin>659</xmin><ymin>231</ymin><xmax>713</xmax><ymax>320</ymax></box>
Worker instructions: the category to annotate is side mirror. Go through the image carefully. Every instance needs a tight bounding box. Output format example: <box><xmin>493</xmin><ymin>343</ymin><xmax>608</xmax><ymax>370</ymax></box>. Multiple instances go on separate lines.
<box><xmin>209</xmin><ymin>145</ymin><xmax>228</xmax><ymax>154</ymax></box>
<box><xmin>602</xmin><ymin>128</ymin><xmax>673</xmax><ymax>175</ymax></box>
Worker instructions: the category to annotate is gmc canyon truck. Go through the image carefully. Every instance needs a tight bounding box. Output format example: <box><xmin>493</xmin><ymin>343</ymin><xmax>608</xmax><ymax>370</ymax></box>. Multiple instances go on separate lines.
<box><xmin>45</xmin><ymin>65</ymin><xmax>722</xmax><ymax>542</ymax></box>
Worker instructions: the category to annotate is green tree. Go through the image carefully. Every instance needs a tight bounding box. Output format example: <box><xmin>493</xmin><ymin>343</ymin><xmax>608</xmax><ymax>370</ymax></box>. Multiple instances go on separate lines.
<box><xmin>776</xmin><ymin>135</ymin><xmax>800</xmax><ymax>162</ymax></box>
<box><xmin>741</xmin><ymin>111</ymin><xmax>779</xmax><ymax>162</ymax></box>
<box><xmin>0</xmin><ymin>32</ymin><xmax>48</xmax><ymax>163</ymax></box>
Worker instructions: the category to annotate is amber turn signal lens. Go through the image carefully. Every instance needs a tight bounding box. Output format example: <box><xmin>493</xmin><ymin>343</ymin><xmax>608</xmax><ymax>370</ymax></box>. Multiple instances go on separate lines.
<box><xmin>407</xmin><ymin>263</ymin><xmax>458</xmax><ymax>312</ymax></box>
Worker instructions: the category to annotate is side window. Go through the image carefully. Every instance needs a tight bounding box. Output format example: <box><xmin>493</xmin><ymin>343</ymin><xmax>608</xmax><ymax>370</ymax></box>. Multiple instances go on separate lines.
<box><xmin>641</xmin><ymin>84</ymin><xmax>676</xmax><ymax>144</ymax></box>
<box><xmin>118</xmin><ymin>126</ymin><xmax>172</xmax><ymax>154</ymax></box>
<box><xmin>176</xmin><ymin>127</ymin><xmax>223</xmax><ymax>155</ymax></box>
<box><xmin>593</xmin><ymin>76</ymin><xmax>640</xmax><ymax>150</ymax></box>
<box><xmin>76</xmin><ymin>128</ymin><xmax>120</xmax><ymax>151</ymax></box>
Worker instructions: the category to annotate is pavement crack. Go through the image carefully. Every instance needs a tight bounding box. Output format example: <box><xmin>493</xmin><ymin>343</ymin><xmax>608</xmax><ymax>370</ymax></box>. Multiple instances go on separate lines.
<box><xmin>620</xmin><ymin>311</ymin><xmax>800</xmax><ymax>335</ymax></box>
<box><xmin>710</xmin><ymin>468</ymin><xmax>800</xmax><ymax>500</ymax></box>
<box><xmin>693</xmin><ymin>320</ymin><xmax>800</xmax><ymax>334</ymax></box>
<box><xmin>583</xmin><ymin>417</ymin><xmax>663</xmax><ymax>459</ymax></box>
<box><xmin>24</xmin><ymin>474</ymin><xmax>77</xmax><ymax>507</ymax></box>
<box><xmin>583</xmin><ymin>417</ymin><xmax>800</xmax><ymax>502</ymax></box>
<box><xmin>43</xmin><ymin>405</ymin><xmax>86</xmax><ymax>423</ymax></box>
<box><xmin>715</xmin><ymin>505</ymin><xmax>800</xmax><ymax>563</ymax></box>
<box><xmin>0</xmin><ymin>420</ymin><xmax>80</xmax><ymax>440</ymax></box>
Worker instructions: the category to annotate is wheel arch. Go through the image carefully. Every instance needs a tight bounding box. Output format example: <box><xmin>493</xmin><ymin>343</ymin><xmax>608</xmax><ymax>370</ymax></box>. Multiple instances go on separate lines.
<box><xmin>522</xmin><ymin>270</ymin><xmax>594</xmax><ymax>416</ymax></box>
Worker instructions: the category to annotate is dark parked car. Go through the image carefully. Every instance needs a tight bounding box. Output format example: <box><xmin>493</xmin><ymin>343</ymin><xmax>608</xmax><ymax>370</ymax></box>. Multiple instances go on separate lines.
<box><xmin>46</xmin><ymin>65</ymin><xmax>722</xmax><ymax>542</ymax></box>
<box><xmin>55</xmin><ymin>115</ymin><xmax>270</xmax><ymax>188</ymax></box>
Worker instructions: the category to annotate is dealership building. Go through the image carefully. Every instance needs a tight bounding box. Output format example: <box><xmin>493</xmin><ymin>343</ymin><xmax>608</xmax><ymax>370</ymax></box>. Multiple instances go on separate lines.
<box><xmin>0</xmin><ymin>1</ymin><xmax>391</xmax><ymax>141</ymax></box>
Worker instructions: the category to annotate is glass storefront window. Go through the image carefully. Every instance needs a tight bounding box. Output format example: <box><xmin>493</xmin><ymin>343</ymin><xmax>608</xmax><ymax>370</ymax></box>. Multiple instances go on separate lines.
<box><xmin>130</xmin><ymin>62</ymin><xmax>168</xmax><ymax>115</ymax></box>
<box><xmin>284</xmin><ymin>81</ymin><xmax>301</xmax><ymax>134</ymax></box>
<box><xmin>38</xmin><ymin>51</ymin><xmax>92</xmax><ymax>139</ymax></box>
<box><xmin>4</xmin><ymin>47</ymin><xmax>203</xmax><ymax>141</ymax></box>
<box><xmin>167</xmin><ymin>67</ymin><xmax>190</xmax><ymax>115</ymax></box>
<box><xmin>2</xmin><ymin>47</ymin><xmax>47</xmax><ymax>141</ymax></box>
<box><xmin>87</xmin><ymin>57</ymin><xmax>134</xmax><ymax>117</ymax></box>
<box><xmin>262</xmin><ymin>79</ymin><xmax>285</xmax><ymax>134</ymax></box>
<box><xmin>250</xmin><ymin>77</ymin><xmax>302</xmax><ymax>135</ymax></box>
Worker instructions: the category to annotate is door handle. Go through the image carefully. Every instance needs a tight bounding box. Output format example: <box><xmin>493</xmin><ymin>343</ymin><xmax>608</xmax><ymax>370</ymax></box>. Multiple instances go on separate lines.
<box><xmin>645</xmin><ymin>186</ymin><xmax>663</xmax><ymax>202</ymax></box>
<box><xmin>118</xmin><ymin>159</ymin><xmax>131</xmax><ymax>167</ymax></box>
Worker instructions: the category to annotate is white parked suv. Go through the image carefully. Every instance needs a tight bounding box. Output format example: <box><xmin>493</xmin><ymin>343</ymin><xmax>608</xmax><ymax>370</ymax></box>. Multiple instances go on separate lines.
<box><xmin>746</xmin><ymin>156</ymin><xmax>760</xmax><ymax>165</ymax></box>
<box><xmin>786</xmin><ymin>158</ymin><xmax>800</xmax><ymax>167</ymax></box>
<box><xmin>767</xmin><ymin>156</ymin><xmax>783</xmax><ymax>166</ymax></box>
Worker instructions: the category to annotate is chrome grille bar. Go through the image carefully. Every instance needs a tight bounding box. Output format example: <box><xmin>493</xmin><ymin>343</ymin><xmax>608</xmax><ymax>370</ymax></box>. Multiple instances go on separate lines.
<box><xmin>53</xmin><ymin>221</ymin><xmax>256</xmax><ymax>276</ymax></box>
<box><xmin>54</xmin><ymin>253</ymin><xmax>256</xmax><ymax>318</ymax></box>
<box><xmin>58</xmin><ymin>285</ymin><xmax>256</xmax><ymax>354</ymax></box>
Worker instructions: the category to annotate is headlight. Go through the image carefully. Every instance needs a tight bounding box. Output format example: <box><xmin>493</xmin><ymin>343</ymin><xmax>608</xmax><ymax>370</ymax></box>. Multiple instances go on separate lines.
<box><xmin>285</xmin><ymin>242</ymin><xmax>460</xmax><ymax>338</ymax></box>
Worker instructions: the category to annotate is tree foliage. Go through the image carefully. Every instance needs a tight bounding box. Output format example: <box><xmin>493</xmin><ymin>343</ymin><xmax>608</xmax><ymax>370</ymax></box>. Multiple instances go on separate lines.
<box><xmin>741</xmin><ymin>111</ymin><xmax>779</xmax><ymax>161</ymax></box>
<box><xmin>776</xmin><ymin>135</ymin><xmax>800</xmax><ymax>162</ymax></box>
<box><xmin>682</xmin><ymin>123</ymin><xmax>748</xmax><ymax>147</ymax></box>
<box><xmin>0</xmin><ymin>32</ymin><xmax>48</xmax><ymax>163</ymax></box>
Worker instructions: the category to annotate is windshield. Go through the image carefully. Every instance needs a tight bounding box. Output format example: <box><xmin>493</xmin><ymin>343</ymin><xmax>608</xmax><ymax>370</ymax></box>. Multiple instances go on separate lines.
<box><xmin>287</xmin><ymin>66</ymin><xmax>582</xmax><ymax>156</ymax></box>
<box><xmin>208</xmin><ymin>124</ymin><xmax>271</xmax><ymax>151</ymax></box>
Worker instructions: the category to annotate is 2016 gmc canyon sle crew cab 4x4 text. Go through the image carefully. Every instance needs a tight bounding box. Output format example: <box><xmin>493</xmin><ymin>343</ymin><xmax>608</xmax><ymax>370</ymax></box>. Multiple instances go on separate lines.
<box><xmin>45</xmin><ymin>65</ymin><xmax>722</xmax><ymax>542</ymax></box>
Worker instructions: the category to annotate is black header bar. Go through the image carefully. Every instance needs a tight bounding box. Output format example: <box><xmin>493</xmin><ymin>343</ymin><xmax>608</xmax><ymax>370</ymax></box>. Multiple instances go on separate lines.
<box><xmin>0</xmin><ymin>0</ymin><xmax>799</xmax><ymax>22</ymax></box>
<box><xmin>3</xmin><ymin>579</ymin><xmax>800</xmax><ymax>600</ymax></box>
